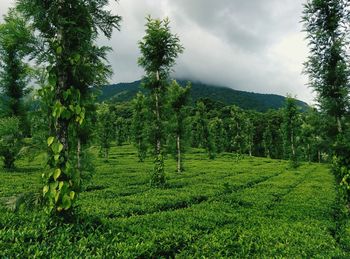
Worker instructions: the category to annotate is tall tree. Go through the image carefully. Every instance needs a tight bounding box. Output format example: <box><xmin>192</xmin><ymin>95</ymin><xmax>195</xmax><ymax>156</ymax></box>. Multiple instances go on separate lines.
<box><xmin>168</xmin><ymin>81</ymin><xmax>191</xmax><ymax>173</ymax></box>
<box><xmin>0</xmin><ymin>10</ymin><xmax>34</xmax><ymax>169</ymax></box>
<box><xmin>132</xmin><ymin>93</ymin><xmax>148</xmax><ymax>162</ymax></box>
<box><xmin>282</xmin><ymin>97</ymin><xmax>301</xmax><ymax>167</ymax></box>
<box><xmin>208</xmin><ymin>117</ymin><xmax>225</xmax><ymax>155</ymax></box>
<box><xmin>245</xmin><ymin>117</ymin><xmax>255</xmax><ymax>157</ymax></box>
<box><xmin>303</xmin><ymin>0</ymin><xmax>349</xmax><ymax>134</ymax></box>
<box><xmin>96</xmin><ymin>103</ymin><xmax>115</xmax><ymax>160</ymax></box>
<box><xmin>299</xmin><ymin>108</ymin><xmax>324</xmax><ymax>163</ymax></box>
<box><xmin>138</xmin><ymin>16</ymin><xmax>183</xmax><ymax>186</ymax></box>
<box><xmin>196</xmin><ymin>101</ymin><xmax>216</xmax><ymax>159</ymax></box>
<box><xmin>227</xmin><ymin>106</ymin><xmax>245</xmax><ymax>154</ymax></box>
<box><xmin>115</xmin><ymin>116</ymin><xmax>126</xmax><ymax>146</ymax></box>
<box><xmin>17</xmin><ymin>0</ymin><xmax>121</xmax><ymax>217</ymax></box>
<box><xmin>303</xmin><ymin>0</ymin><xmax>350</xmax><ymax>197</ymax></box>
<box><xmin>263</xmin><ymin>123</ymin><xmax>273</xmax><ymax>158</ymax></box>
<box><xmin>0</xmin><ymin>117</ymin><xmax>21</xmax><ymax>169</ymax></box>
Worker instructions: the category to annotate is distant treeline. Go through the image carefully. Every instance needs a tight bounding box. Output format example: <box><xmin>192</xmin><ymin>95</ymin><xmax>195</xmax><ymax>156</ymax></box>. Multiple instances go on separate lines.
<box><xmin>91</xmin><ymin>94</ymin><xmax>331</xmax><ymax>165</ymax></box>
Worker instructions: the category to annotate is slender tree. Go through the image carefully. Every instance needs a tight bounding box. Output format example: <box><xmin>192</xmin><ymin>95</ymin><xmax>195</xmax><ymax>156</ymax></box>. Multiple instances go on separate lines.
<box><xmin>132</xmin><ymin>93</ymin><xmax>148</xmax><ymax>162</ymax></box>
<box><xmin>208</xmin><ymin>117</ymin><xmax>225</xmax><ymax>155</ymax></box>
<box><xmin>303</xmin><ymin>0</ymin><xmax>349</xmax><ymax>134</ymax></box>
<box><xmin>97</xmin><ymin>103</ymin><xmax>115</xmax><ymax>160</ymax></box>
<box><xmin>303</xmin><ymin>0</ymin><xmax>350</xmax><ymax>197</ymax></box>
<box><xmin>0</xmin><ymin>10</ymin><xmax>34</xmax><ymax>169</ymax></box>
<box><xmin>17</xmin><ymin>0</ymin><xmax>121</xmax><ymax>217</ymax></box>
<box><xmin>227</xmin><ymin>106</ymin><xmax>245</xmax><ymax>154</ymax></box>
<box><xmin>299</xmin><ymin>108</ymin><xmax>324</xmax><ymax>163</ymax></box>
<box><xmin>245</xmin><ymin>117</ymin><xmax>255</xmax><ymax>157</ymax></box>
<box><xmin>263</xmin><ymin>123</ymin><xmax>273</xmax><ymax>158</ymax></box>
<box><xmin>195</xmin><ymin>101</ymin><xmax>216</xmax><ymax>159</ymax></box>
<box><xmin>138</xmin><ymin>16</ymin><xmax>184</xmax><ymax>186</ymax></box>
<box><xmin>168</xmin><ymin>81</ymin><xmax>191</xmax><ymax>172</ymax></box>
<box><xmin>282</xmin><ymin>97</ymin><xmax>301</xmax><ymax>167</ymax></box>
<box><xmin>0</xmin><ymin>117</ymin><xmax>21</xmax><ymax>169</ymax></box>
<box><xmin>115</xmin><ymin>116</ymin><xmax>126</xmax><ymax>146</ymax></box>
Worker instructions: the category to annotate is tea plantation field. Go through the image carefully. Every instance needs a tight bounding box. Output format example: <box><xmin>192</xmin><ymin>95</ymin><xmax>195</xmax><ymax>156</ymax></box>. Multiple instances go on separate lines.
<box><xmin>1</xmin><ymin>145</ymin><xmax>350</xmax><ymax>257</ymax></box>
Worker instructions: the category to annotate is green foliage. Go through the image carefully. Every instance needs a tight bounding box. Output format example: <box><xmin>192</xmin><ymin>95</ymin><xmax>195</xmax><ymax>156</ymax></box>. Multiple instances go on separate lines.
<box><xmin>138</xmin><ymin>16</ymin><xmax>183</xmax><ymax>184</ymax></box>
<box><xmin>192</xmin><ymin>102</ymin><xmax>216</xmax><ymax>159</ymax></box>
<box><xmin>0</xmin><ymin>9</ymin><xmax>34</xmax><ymax>126</ymax></box>
<box><xmin>302</xmin><ymin>0</ymin><xmax>349</xmax><ymax>130</ymax></box>
<box><xmin>282</xmin><ymin>97</ymin><xmax>301</xmax><ymax>167</ymax></box>
<box><xmin>115</xmin><ymin>117</ymin><xmax>126</xmax><ymax>146</ymax></box>
<box><xmin>132</xmin><ymin>93</ymin><xmax>148</xmax><ymax>162</ymax></box>
<box><xmin>96</xmin><ymin>103</ymin><xmax>115</xmax><ymax>159</ymax></box>
<box><xmin>299</xmin><ymin>108</ymin><xmax>328</xmax><ymax>163</ymax></box>
<box><xmin>17</xmin><ymin>0</ymin><xmax>121</xmax><ymax>217</ymax></box>
<box><xmin>138</xmin><ymin>16</ymin><xmax>184</xmax><ymax>80</ymax></box>
<box><xmin>225</xmin><ymin>106</ymin><xmax>246</xmax><ymax>154</ymax></box>
<box><xmin>0</xmin><ymin>117</ymin><xmax>21</xmax><ymax>169</ymax></box>
<box><xmin>0</xmin><ymin>10</ymin><xmax>34</xmax><ymax>168</ymax></box>
<box><xmin>303</xmin><ymin>0</ymin><xmax>350</xmax><ymax>200</ymax></box>
<box><xmin>150</xmin><ymin>154</ymin><xmax>166</xmax><ymax>187</ymax></box>
<box><xmin>0</xmin><ymin>145</ymin><xmax>349</xmax><ymax>257</ymax></box>
<box><xmin>208</xmin><ymin>117</ymin><xmax>225</xmax><ymax>154</ymax></box>
<box><xmin>168</xmin><ymin>81</ymin><xmax>191</xmax><ymax>172</ymax></box>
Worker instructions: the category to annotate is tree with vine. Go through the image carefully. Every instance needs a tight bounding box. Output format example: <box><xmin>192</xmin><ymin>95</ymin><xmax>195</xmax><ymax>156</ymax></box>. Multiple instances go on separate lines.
<box><xmin>17</xmin><ymin>0</ymin><xmax>121</xmax><ymax>217</ymax></box>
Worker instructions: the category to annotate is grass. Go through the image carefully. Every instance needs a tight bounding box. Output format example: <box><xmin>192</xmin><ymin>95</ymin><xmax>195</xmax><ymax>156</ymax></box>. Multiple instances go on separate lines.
<box><xmin>0</xmin><ymin>144</ymin><xmax>349</xmax><ymax>257</ymax></box>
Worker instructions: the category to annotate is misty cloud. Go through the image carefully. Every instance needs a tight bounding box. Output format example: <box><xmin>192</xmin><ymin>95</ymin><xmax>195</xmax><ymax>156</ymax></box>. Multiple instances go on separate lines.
<box><xmin>0</xmin><ymin>0</ymin><xmax>313</xmax><ymax>103</ymax></box>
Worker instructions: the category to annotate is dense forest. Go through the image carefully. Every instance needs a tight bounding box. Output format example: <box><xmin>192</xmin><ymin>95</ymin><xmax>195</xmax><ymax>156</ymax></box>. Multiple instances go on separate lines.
<box><xmin>0</xmin><ymin>0</ymin><xmax>350</xmax><ymax>257</ymax></box>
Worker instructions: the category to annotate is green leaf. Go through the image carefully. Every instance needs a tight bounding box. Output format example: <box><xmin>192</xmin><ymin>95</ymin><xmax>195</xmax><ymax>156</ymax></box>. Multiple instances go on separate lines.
<box><xmin>62</xmin><ymin>194</ymin><xmax>71</xmax><ymax>209</ymax></box>
<box><xmin>47</xmin><ymin>136</ymin><xmax>54</xmax><ymax>146</ymax></box>
<box><xmin>43</xmin><ymin>185</ymin><xmax>49</xmax><ymax>195</ymax></box>
<box><xmin>61</xmin><ymin>110</ymin><xmax>72</xmax><ymax>119</ymax></box>
<box><xmin>75</xmin><ymin>105</ymin><xmax>81</xmax><ymax>114</ymax></box>
<box><xmin>58</xmin><ymin>143</ymin><xmax>63</xmax><ymax>153</ymax></box>
<box><xmin>48</xmin><ymin>74</ymin><xmax>56</xmax><ymax>86</ymax></box>
<box><xmin>59</xmin><ymin>181</ymin><xmax>64</xmax><ymax>190</ymax></box>
<box><xmin>53</xmin><ymin>168</ymin><xmax>61</xmax><ymax>181</ymax></box>
<box><xmin>73</xmin><ymin>54</ymin><xmax>80</xmax><ymax>62</ymax></box>
<box><xmin>55</xmin><ymin>192</ymin><xmax>60</xmax><ymax>202</ymax></box>
<box><xmin>49</xmin><ymin>182</ymin><xmax>58</xmax><ymax>190</ymax></box>
<box><xmin>56</xmin><ymin>46</ymin><xmax>62</xmax><ymax>54</ymax></box>
<box><xmin>69</xmin><ymin>191</ymin><xmax>75</xmax><ymax>200</ymax></box>
<box><xmin>51</xmin><ymin>143</ymin><xmax>64</xmax><ymax>154</ymax></box>
<box><xmin>63</xmin><ymin>89</ymin><xmax>71</xmax><ymax>100</ymax></box>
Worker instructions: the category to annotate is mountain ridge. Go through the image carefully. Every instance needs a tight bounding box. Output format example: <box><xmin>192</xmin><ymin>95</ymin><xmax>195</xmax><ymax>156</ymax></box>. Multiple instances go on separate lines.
<box><xmin>98</xmin><ymin>79</ymin><xmax>308</xmax><ymax>112</ymax></box>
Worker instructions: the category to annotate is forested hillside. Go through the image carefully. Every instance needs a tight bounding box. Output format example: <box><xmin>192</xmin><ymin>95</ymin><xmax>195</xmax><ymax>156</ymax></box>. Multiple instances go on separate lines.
<box><xmin>99</xmin><ymin>80</ymin><xmax>309</xmax><ymax>112</ymax></box>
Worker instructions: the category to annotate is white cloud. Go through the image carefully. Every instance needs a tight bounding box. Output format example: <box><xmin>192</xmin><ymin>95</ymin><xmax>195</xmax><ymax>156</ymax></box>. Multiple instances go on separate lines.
<box><xmin>0</xmin><ymin>0</ymin><xmax>314</xmax><ymax>103</ymax></box>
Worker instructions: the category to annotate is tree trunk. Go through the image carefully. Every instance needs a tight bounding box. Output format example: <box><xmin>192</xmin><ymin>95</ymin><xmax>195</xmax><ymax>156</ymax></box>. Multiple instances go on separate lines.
<box><xmin>4</xmin><ymin>151</ymin><xmax>15</xmax><ymax>170</ymax></box>
<box><xmin>155</xmin><ymin>70</ymin><xmax>161</xmax><ymax>155</ymax></box>
<box><xmin>307</xmin><ymin>143</ymin><xmax>311</xmax><ymax>163</ymax></box>
<box><xmin>318</xmin><ymin>150</ymin><xmax>321</xmax><ymax>163</ymax></box>
<box><xmin>291</xmin><ymin>131</ymin><xmax>295</xmax><ymax>157</ymax></box>
<box><xmin>105</xmin><ymin>148</ymin><xmax>108</xmax><ymax>160</ymax></box>
<box><xmin>77</xmin><ymin>138</ymin><xmax>81</xmax><ymax>170</ymax></box>
<box><xmin>177</xmin><ymin>134</ymin><xmax>181</xmax><ymax>173</ymax></box>
<box><xmin>337</xmin><ymin>116</ymin><xmax>342</xmax><ymax>134</ymax></box>
<box><xmin>138</xmin><ymin>139</ymin><xmax>141</xmax><ymax>161</ymax></box>
<box><xmin>56</xmin><ymin>11</ymin><xmax>69</xmax><ymax>165</ymax></box>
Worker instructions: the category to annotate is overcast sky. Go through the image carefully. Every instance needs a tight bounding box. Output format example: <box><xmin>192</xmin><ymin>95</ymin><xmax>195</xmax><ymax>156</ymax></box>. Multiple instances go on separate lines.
<box><xmin>0</xmin><ymin>0</ymin><xmax>313</xmax><ymax>103</ymax></box>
